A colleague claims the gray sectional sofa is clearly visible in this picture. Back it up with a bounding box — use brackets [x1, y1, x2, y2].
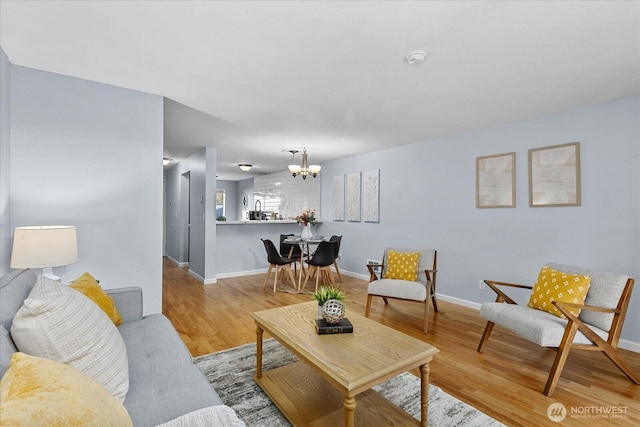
[0, 269, 243, 426]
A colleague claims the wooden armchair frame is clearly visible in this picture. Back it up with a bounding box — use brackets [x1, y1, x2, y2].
[477, 278, 639, 396]
[365, 249, 438, 333]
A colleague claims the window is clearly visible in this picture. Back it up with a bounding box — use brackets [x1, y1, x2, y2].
[216, 190, 225, 219]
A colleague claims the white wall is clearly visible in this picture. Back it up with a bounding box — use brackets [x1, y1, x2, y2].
[164, 148, 217, 283]
[318, 97, 640, 345]
[0, 49, 11, 275]
[9, 65, 164, 314]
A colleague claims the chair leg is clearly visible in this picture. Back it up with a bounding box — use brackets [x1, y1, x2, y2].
[365, 295, 372, 317]
[600, 345, 640, 385]
[477, 321, 495, 352]
[430, 282, 438, 312]
[273, 266, 279, 293]
[333, 260, 343, 283]
[302, 266, 316, 290]
[423, 294, 430, 334]
[285, 264, 297, 289]
[263, 265, 273, 288]
[544, 321, 580, 396]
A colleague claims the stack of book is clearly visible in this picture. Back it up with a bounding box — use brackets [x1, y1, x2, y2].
[315, 318, 353, 334]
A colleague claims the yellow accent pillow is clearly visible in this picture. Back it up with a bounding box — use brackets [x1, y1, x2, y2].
[527, 266, 591, 318]
[70, 272, 122, 325]
[0, 352, 132, 427]
[385, 250, 421, 282]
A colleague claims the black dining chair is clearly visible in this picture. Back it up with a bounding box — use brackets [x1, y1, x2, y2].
[279, 234, 303, 276]
[302, 240, 337, 292]
[329, 235, 343, 283]
[261, 238, 298, 293]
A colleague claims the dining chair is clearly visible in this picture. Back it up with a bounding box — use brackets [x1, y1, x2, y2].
[301, 240, 337, 293]
[260, 239, 298, 293]
[329, 235, 343, 283]
[279, 234, 303, 276]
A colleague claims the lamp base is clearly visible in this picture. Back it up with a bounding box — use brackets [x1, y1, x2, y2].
[42, 267, 62, 281]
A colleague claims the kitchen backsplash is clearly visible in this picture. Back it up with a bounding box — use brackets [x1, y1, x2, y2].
[253, 170, 321, 220]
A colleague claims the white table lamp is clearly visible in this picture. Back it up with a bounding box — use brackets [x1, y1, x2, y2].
[10, 226, 78, 281]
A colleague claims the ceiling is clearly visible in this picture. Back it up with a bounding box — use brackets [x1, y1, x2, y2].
[1, 1, 639, 180]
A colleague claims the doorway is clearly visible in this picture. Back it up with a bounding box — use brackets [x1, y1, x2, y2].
[181, 171, 191, 264]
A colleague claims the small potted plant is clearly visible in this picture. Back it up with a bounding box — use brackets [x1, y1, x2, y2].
[312, 286, 347, 319]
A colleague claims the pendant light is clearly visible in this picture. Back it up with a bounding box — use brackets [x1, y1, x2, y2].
[288, 148, 321, 179]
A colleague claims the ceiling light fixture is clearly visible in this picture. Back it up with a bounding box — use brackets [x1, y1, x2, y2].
[238, 164, 252, 172]
[288, 148, 320, 180]
[163, 157, 172, 166]
[405, 50, 426, 65]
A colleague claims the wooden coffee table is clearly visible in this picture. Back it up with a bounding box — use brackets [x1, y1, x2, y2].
[251, 301, 439, 426]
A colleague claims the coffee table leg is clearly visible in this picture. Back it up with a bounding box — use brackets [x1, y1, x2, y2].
[420, 363, 429, 427]
[343, 396, 356, 427]
[256, 326, 264, 378]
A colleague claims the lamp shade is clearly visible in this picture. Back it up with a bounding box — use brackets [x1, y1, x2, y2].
[10, 226, 78, 270]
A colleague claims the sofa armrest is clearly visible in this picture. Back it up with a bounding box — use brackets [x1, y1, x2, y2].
[106, 287, 143, 323]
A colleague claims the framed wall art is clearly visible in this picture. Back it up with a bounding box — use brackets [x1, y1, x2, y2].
[363, 169, 380, 222]
[528, 142, 581, 207]
[476, 152, 515, 208]
[346, 172, 361, 222]
[332, 175, 345, 221]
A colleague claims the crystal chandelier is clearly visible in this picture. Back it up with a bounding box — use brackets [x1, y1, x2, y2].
[288, 148, 321, 179]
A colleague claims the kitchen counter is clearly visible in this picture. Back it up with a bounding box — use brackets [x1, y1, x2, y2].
[217, 220, 299, 225]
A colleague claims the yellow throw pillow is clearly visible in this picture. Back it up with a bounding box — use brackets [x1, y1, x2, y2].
[70, 272, 122, 325]
[527, 266, 591, 318]
[385, 250, 421, 282]
[0, 352, 132, 427]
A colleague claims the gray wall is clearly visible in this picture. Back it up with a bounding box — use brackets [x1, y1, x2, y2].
[0, 49, 11, 275]
[216, 180, 239, 221]
[318, 97, 639, 345]
[7, 64, 164, 314]
[164, 148, 217, 283]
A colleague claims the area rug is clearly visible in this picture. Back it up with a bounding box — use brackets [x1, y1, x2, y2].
[194, 339, 503, 426]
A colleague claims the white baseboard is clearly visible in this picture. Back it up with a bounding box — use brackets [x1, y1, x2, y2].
[165, 255, 189, 268]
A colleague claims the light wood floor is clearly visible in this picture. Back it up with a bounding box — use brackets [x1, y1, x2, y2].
[162, 258, 640, 426]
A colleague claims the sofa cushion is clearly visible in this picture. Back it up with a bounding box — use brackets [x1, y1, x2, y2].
[70, 272, 123, 325]
[119, 315, 223, 426]
[10, 275, 129, 403]
[0, 352, 132, 427]
[368, 278, 427, 301]
[0, 325, 17, 378]
[0, 269, 37, 332]
[480, 302, 608, 347]
[156, 405, 246, 427]
[546, 262, 630, 332]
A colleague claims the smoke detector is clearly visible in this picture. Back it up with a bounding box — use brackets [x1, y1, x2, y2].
[406, 51, 426, 65]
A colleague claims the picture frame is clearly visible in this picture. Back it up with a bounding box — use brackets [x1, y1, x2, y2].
[363, 169, 380, 222]
[332, 175, 345, 221]
[528, 142, 581, 207]
[346, 172, 361, 222]
[476, 152, 515, 208]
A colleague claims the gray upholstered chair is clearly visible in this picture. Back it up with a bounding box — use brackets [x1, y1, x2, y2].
[477, 262, 639, 396]
[365, 248, 437, 333]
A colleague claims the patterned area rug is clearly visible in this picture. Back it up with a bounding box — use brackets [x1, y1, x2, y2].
[194, 339, 503, 426]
